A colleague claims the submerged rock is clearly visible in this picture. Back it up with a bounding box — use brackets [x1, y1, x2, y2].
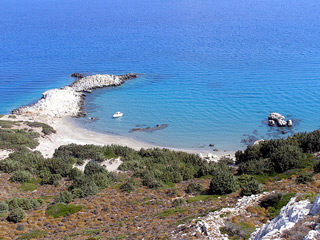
[130, 124, 168, 132]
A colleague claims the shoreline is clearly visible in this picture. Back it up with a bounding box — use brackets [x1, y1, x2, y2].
[1, 114, 235, 160]
[6, 73, 235, 160]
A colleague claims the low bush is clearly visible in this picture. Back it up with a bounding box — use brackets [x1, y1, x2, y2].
[210, 164, 238, 195]
[0, 201, 9, 213]
[0, 159, 22, 173]
[9, 170, 33, 183]
[0, 129, 39, 150]
[313, 160, 320, 173]
[263, 193, 296, 219]
[54, 191, 73, 204]
[7, 208, 25, 223]
[296, 172, 313, 184]
[172, 198, 186, 207]
[84, 161, 107, 175]
[120, 179, 137, 193]
[6, 198, 41, 211]
[18, 230, 48, 240]
[240, 179, 263, 196]
[220, 222, 256, 240]
[185, 182, 203, 194]
[166, 188, 178, 197]
[46, 203, 83, 218]
[25, 121, 56, 135]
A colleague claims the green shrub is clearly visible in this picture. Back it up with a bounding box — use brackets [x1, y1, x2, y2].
[296, 172, 313, 184]
[269, 145, 304, 173]
[9, 170, 33, 183]
[240, 179, 263, 196]
[68, 168, 83, 180]
[88, 173, 112, 189]
[84, 161, 107, 175]
[313, 160, 320, 173]
[0, 159, 22, 173]
[209, 164, 238, 195]
[142, 173, 163, 189]
[166, 188, 178, 197]
[172, 198, 186, 207]
[25, 121, 56, 135]
[46, 203, 83, 218]
[55, 191, 73, 204]
[237, 174, 253, 188]
[120, 179, 137, 193]
[0, 201, 9, 213]
[18, 230, 48, 240]
[104, 147, 117, 159]
[78, 182, 100, 198]
[185, 182, 203, 194]
[6, 198, 40, 211]
[44, 174, 62, 186]
[0, 129, 39, 150]
[7, 208, 25, 223]
[267, 193, 296, 219]
[220, 222, 256, 240]
[238, 158, 273, 175]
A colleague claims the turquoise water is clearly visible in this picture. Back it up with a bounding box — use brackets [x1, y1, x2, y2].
[1, 0, 320, 151]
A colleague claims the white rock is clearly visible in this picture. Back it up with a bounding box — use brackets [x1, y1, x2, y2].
[249, 196, 315, 240]
[13, 74, 136, 118]
[304, 230, 320, 240]
[310, 191, 320, 216]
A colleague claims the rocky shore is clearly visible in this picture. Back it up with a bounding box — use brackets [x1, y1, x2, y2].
[12, 73, 137, 118]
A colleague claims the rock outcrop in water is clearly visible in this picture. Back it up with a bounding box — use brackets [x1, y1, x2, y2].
[12, 73, 137, 118]
[268, 112, 293, 127]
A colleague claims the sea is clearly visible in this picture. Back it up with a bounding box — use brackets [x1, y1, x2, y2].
[1, 0, 320, 151]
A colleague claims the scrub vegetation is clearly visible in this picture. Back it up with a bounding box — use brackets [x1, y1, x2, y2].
[1, 121, 320, 239]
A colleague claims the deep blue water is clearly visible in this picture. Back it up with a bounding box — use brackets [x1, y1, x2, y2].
[1, 0, 320, 151]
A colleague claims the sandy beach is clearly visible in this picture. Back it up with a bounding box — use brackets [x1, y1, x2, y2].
[1, 113, 235, 161]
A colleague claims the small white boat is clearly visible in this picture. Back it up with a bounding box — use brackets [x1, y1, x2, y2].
[113, 111, 123, 118]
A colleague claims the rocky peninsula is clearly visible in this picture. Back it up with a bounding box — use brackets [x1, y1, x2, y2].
[12, 73, 137, 118]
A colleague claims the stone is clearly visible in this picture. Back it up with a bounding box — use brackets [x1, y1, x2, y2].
[254, 139, 265, 145]
[268, 112, 285, 121]
[71, 73, 84, 79]
[213, 149, 219, 152]
[209, 144, 215, 147]
[277, 119, 287, 127]
[16, 224, 25, 231]
[287, 119, 293, 127]
[310, 191, 320, 216]
[304, 230, 320, 240]
[268, 120, 276, 126]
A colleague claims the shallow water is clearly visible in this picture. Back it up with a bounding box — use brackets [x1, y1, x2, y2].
[1, 0, 320, 151]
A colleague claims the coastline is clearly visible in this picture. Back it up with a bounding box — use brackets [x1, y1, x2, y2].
[6, 73, 235, 160]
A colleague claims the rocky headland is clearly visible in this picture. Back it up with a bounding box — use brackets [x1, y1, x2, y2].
[12, 73, 137, 118]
